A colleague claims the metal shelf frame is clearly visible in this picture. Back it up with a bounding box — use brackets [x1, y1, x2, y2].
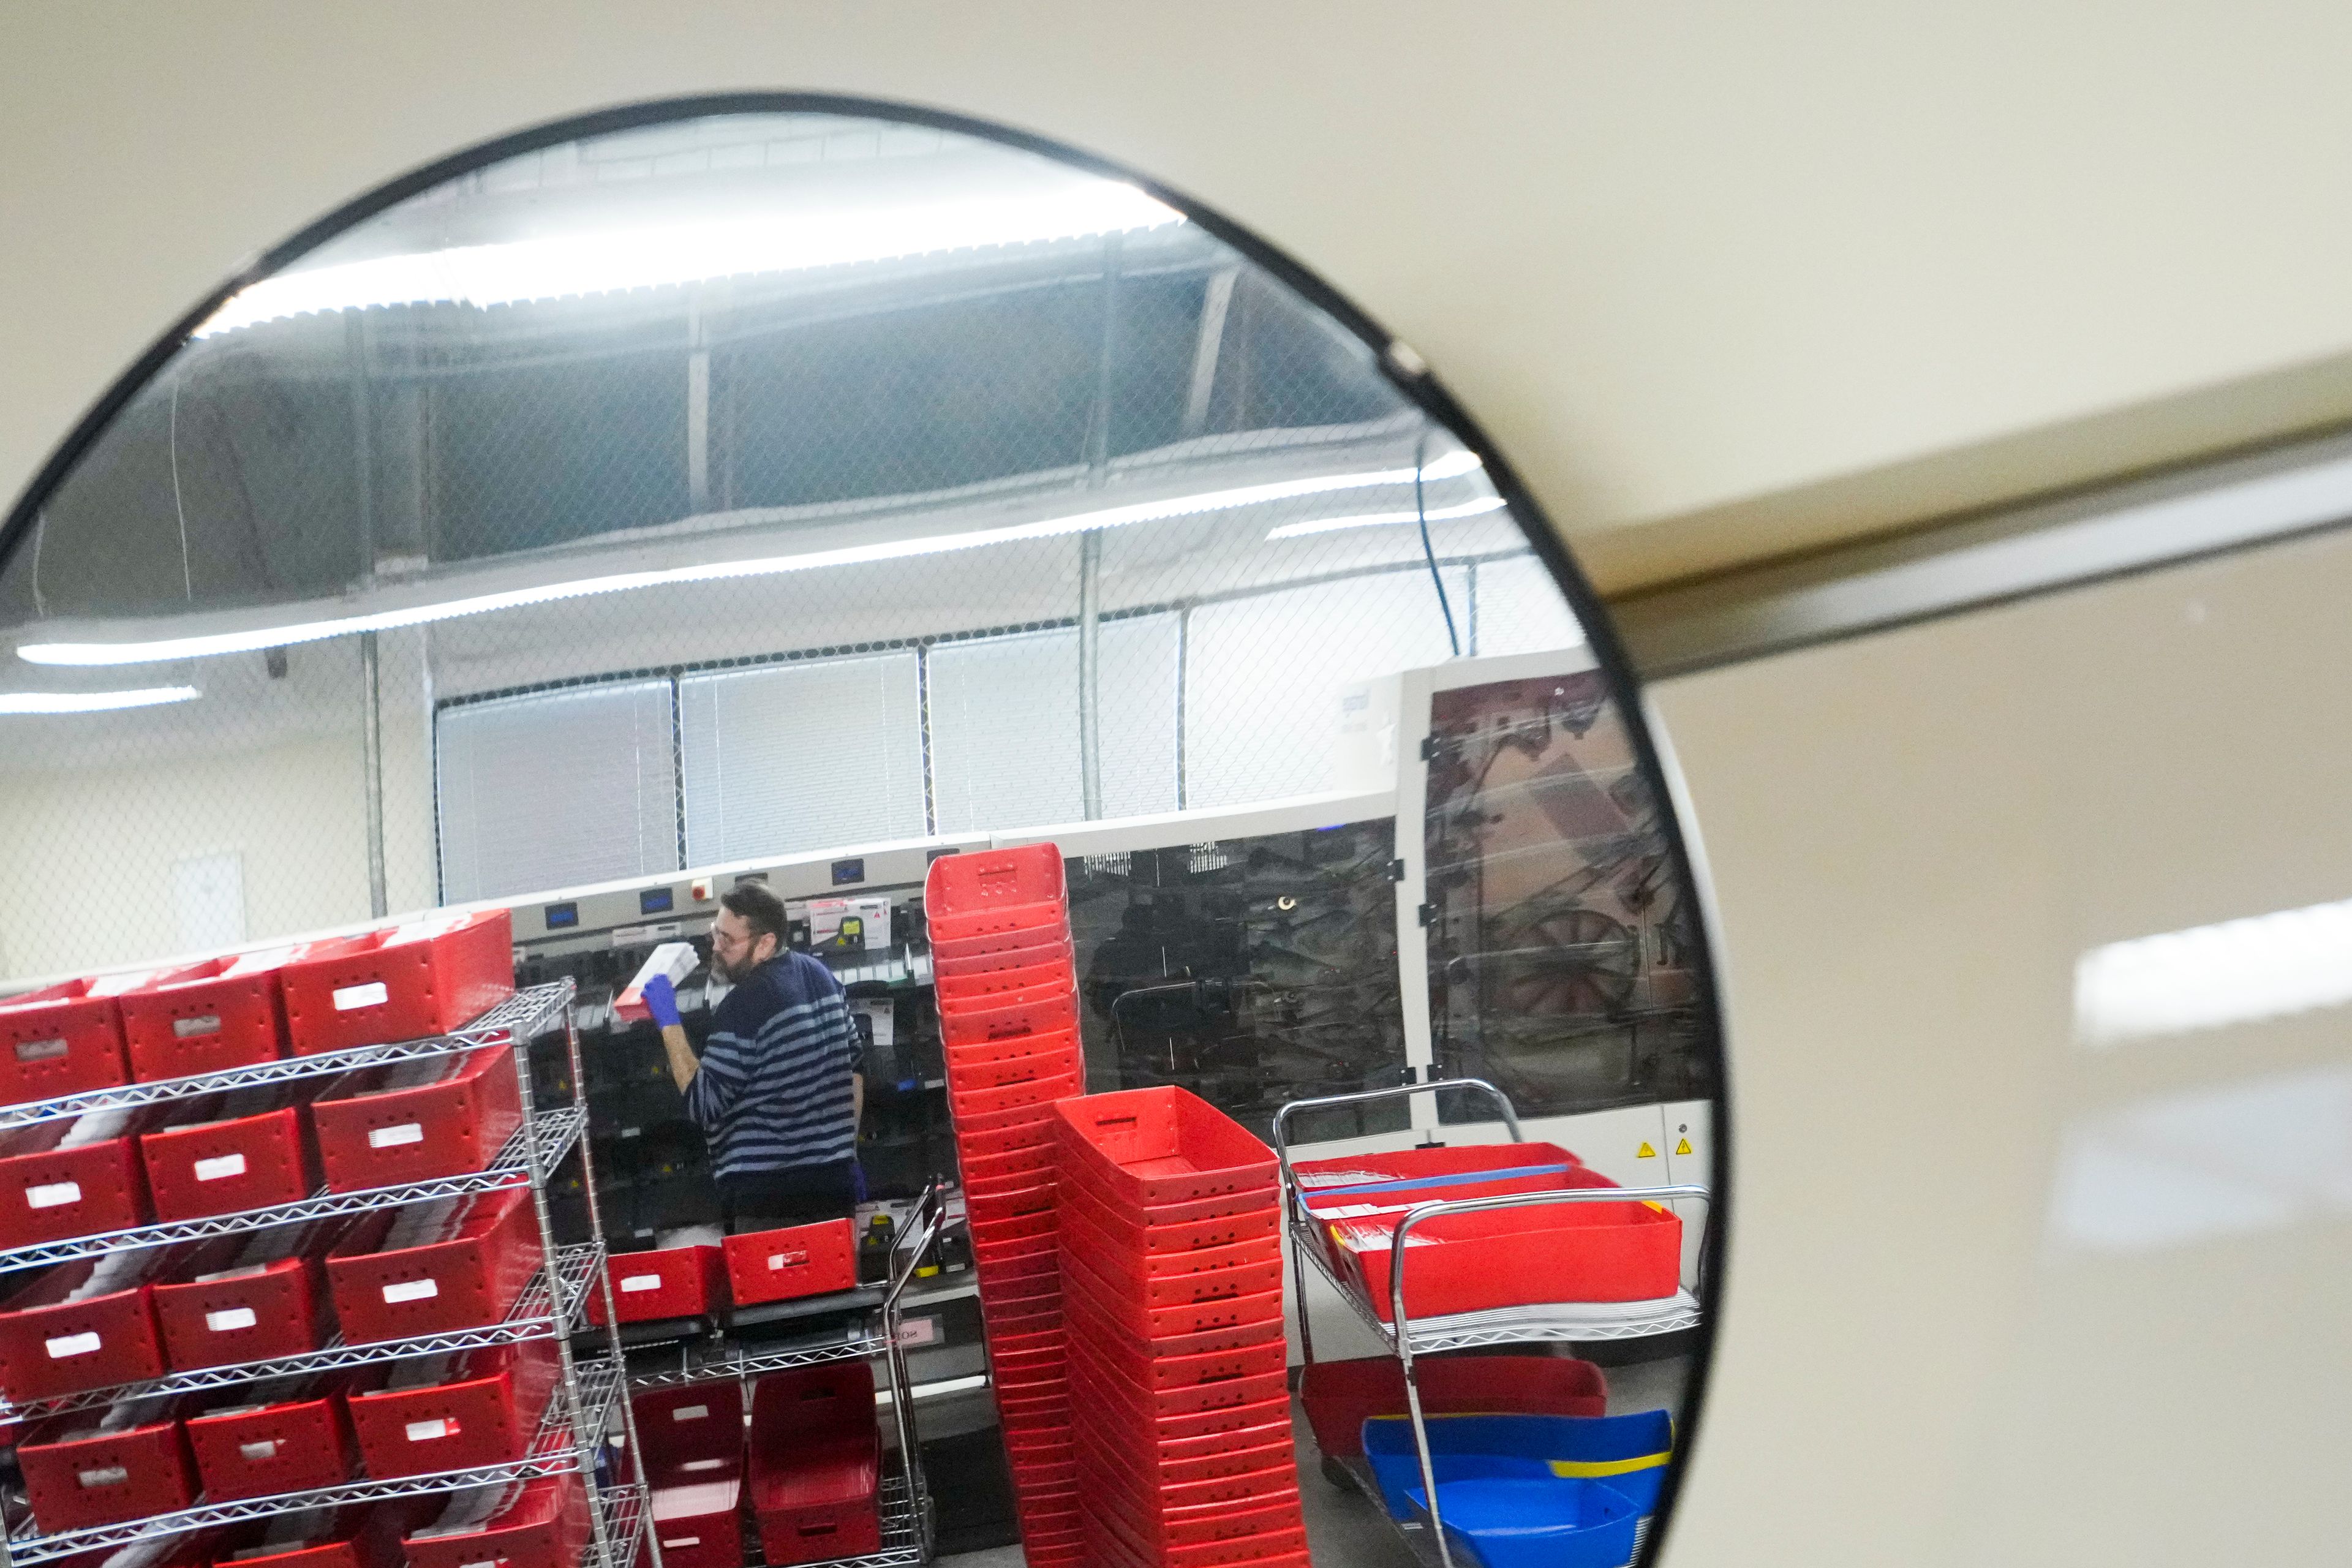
[0, 1106, 584, 1272]
[0, 1240, 607, 1423]
[0, 978, 663, 1568]
[623, 1184, 944, 1568]
[1273, 1078, 1711, 1568]
[0, 982, 575, 1131]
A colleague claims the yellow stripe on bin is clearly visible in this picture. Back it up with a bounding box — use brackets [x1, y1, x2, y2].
[1548, 1453, 1670, 1479]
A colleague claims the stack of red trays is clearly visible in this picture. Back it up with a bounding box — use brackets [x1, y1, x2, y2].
[922, 845, 1085, 1564]
[1054, 1088, 1306, 1568]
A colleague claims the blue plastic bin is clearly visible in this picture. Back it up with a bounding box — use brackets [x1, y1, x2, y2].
[1404, 1477, 1641, 1568]
[1361, 1409, 1673, 1519]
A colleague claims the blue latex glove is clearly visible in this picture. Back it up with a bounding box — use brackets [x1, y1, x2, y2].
[641, 973, 681, 1029]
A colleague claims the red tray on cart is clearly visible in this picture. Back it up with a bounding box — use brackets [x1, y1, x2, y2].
[405, 1471, 589, 1568]
[592, 1241, 727, 1325]
[1061, 1256, 1281, 1343]
[0, 1110, 154, 1249]
[221, 1505, 419, 1568]
[750, 1364, 882, 1567]
[952, 1069, 1084, 1121]
[962, 1138, 1057, 1186]
[345, 1341, 556, 1479]
[1291, 1140, 1587, 1204]
[326, 1187, 541, 1344]
[186, 1376, 368, 1501]
[1063, 1289, 1284, 1362]
[0, 1254, 168, 1403]
[1069, 1406, 1294, 1487]
[1060, 1242, 1281, 1311]
[1298, 1353, 1608, 1457]
[139, 1097, 314, 1222]
[1055, 1087, 1276, 1208]
[20, 1403, 198, 1531]
[308, 1044, 523, 1192]
[1324, 1167, 1683, 1319]
[636, 1379, 747, 1568]
[946, 1041, 1084, 1096]
[278, 910, 513, 1057]
[935, 960, 1072, 1006]
[153, 1226, 337, 1370]
[1058, 1205, 1277, 1282]
[952, 1104, 1063, 1155]
[0, 979, 132, 1107]
[116, 948, 304, 1083]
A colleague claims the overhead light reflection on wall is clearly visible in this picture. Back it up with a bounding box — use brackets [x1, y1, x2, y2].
[2075, 894, 2352, 1047]
[0, 686, 200, 715]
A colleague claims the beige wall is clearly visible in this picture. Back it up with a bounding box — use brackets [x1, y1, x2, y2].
[1649, 523, 2352, 1566]
[9, 2, 2352, 590]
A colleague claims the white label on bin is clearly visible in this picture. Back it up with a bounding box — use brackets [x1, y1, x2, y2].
[76, 1466, 127, 1489]
[44, 1332, 100, 1359]
[194, 1153, 247, 1182]
[620, 1273, 662, 1294]
[405, 1418, 456, 1442]
[383, 1279, 439, 1304]
[25, 1181, 80, 1210]
[368, 1123, 424, 1150]
[172, 1014, 222, 1039]
[671, 1405, 709, 1422]
[680, 1458, 725, 1472]
[238, 1440, 281, 1461]
[206, 1307, 258, 1332]
[663, 1539, 701, 1550]
[767, 1251, 807, 1271]
[459, 1559, 497, 1568]
[332, 982, 389, 1012]
[13, 1037, 67, 1063]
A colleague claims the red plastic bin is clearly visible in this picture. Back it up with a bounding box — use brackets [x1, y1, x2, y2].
[1324, 1168, 1683, 1319]
[929, 931, 1073, 981]
[116, 948, 303, 1084]
[405, 1472, 589, 1568]
[922, 845, 1067, 941]
[20, 1404, 198, 1531]
[325, 1186, 542, 1344]
[345, 1342, 556, 1479]
[138, 1096, 314, 1222]
[962, 1139, 1057, 1186]
[152, 1226, 335, 1370]
[1064, 1292, 1283, 1362]
[723, 1217, 857, 1306]
[1291, 1139, 1588, 1206]
[1058, 1178, 1279, 1257]
[940, 989, 1079, 1051]
[935, 960, 1072, 1006]
[278, 910, 514, 1057]
[1059, 1207, 1277, 1283]
[0, 979, 131, 1107]
[0, 1255, 167, 1403]
[952, 1070, 1084, 1121]
[1062, 1256, 1280, 1343]
[0, 1110, 153, 1249]
[591, 1242, 728, 1325]
[1054, 1087, 1276, 1207]
[1061, 1243, 1281, 1311]
[308, 1044, 523, 1192]
[635, 1379, 745, 1568]
[186, 1378, 365, 1501]
[216, 1506, 418, 1568]
[750, 1363, 881, 1566]
[1297, 1353, 1608, 1458]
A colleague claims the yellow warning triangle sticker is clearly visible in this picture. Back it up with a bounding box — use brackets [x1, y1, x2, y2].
[1636, 1142, 1656, 1158]
[1675, 1138, 1694, 1156]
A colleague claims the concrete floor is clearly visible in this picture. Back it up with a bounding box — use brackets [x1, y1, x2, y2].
[935, 1352, 1692, 1568]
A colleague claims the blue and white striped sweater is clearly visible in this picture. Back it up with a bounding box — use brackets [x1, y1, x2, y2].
[684, 951, 859, 1180]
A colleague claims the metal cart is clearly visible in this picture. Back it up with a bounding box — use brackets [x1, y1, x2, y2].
[623, 1183, 944, 1568]
[0, 978, 655, 1568]
[1273, 1079, 1710, 1568]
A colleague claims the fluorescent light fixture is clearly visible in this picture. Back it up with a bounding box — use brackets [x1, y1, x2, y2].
[1265, 495, 1506, 540]
[20, 462, 1466, 667]
[2075, 894, 2352, 1047]
[0, 685, 200, 715]
[198, 181, 1184, 336]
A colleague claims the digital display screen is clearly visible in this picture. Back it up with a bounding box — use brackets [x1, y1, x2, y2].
[639, 888, 674, 915]
[831, 858, 866, 886]
[543, 902, 579, 930]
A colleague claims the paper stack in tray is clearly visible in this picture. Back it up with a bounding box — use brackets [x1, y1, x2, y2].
[922, 845, 1086, 1566]
[1054, 1087, 1306, 1568]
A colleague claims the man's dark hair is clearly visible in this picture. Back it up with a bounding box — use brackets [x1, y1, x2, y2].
[719, 881, 789, 948]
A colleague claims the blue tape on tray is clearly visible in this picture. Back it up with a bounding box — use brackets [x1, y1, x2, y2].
[1361, 1411, 1675, 1520]
[1305, 1163, 1580, 1199]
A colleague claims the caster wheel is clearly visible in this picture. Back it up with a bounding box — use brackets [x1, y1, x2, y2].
[1321, 1454, 1353, 1489]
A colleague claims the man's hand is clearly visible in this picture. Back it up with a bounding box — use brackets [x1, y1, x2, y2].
[642, 974, 682, 1030]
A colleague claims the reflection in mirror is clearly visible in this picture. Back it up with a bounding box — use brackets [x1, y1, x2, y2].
[0, 108, 1720, 1568]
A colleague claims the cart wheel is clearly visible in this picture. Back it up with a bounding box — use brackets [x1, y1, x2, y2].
[1321, 1454, 1353, 1490]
